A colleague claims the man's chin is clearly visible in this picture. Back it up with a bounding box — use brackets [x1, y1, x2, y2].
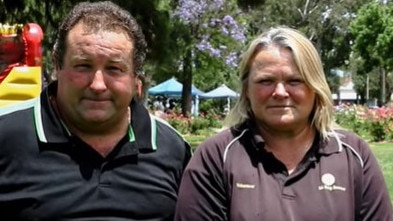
[81, 112, 111, 123]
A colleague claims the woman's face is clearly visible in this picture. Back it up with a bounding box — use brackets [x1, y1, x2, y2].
[246, 46, 316, 133]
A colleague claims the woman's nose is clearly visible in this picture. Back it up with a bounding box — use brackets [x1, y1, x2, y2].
[272, 82, 288, 98]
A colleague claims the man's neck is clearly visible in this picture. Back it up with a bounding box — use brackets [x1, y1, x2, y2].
[50, 96, 131, 157]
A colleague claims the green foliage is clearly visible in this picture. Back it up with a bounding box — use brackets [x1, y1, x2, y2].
[166, 113, 191, 135]
[244, 0, 368, 95]
[350, 2, 388, 71]
[166, 111, 223, 135]
[334, 105, 367, 136]
[189, 117, 210, 134]
[365, 107, 393, 142]
[349, 2, 393, 105]
[3, 0, 390, 108]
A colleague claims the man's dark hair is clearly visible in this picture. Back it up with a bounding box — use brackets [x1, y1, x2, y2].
[52, 1, 147, 76]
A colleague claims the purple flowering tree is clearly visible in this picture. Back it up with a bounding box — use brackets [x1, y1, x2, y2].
[173, 0, 247, 115]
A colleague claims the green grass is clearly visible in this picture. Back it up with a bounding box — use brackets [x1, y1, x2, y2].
[370, 142, 393, 204]
[185, 135, 206, 150]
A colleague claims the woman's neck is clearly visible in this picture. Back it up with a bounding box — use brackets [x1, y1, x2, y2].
[259, 123, 316, 173]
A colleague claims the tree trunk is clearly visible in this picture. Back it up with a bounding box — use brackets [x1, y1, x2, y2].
[181, 49, 192, 117]
[380, 68, 386, 105]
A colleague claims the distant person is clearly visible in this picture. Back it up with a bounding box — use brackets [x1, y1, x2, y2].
[0, 1, 191, 220]
[174, 26, 392, 220]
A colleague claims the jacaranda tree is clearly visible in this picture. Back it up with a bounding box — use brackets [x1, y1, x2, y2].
[172, 0, 248, 115]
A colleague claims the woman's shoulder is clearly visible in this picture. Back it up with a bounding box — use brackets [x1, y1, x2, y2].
[195, 126, 249, 156]
[329, 129, 368, 146]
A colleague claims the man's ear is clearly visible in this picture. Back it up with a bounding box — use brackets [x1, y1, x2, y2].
[51, 51, 61, 79]
[51, 51, 60, 70]
[136, 76, 143, 100]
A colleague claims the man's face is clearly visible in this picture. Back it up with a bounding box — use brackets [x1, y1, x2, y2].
[55, 22, 137, 132]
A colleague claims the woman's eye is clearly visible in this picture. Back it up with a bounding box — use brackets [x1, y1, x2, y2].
[258, 79, 273, 85]
[288, 79, 303, 86]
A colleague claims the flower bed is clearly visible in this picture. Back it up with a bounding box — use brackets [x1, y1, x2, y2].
[163, 105, 393, 143]
[165, 112, 223, 135]
[334, 104, 393, 142]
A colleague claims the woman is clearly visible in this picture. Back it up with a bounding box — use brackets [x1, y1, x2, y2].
[174, 27, 392, 221]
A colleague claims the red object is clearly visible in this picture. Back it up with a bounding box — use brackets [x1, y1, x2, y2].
[0, 35, 23, 65]
[22, 23, 44, 66]
[0, 23, 43, 84]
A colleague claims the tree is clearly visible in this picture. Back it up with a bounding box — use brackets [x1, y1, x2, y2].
[238, 0, 369, 95]
[172, 0, 247, 115]
[350, 2, 393, 105]
[1, 0, 179, 85]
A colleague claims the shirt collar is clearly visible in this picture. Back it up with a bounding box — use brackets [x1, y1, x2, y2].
[33, 81, 154, 152]
[240, 119, 341, 155]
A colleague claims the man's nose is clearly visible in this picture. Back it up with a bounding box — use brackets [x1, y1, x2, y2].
[90, 70, 107, 92]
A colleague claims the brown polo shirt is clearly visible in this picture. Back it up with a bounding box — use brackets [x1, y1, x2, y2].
[174, 122, 393, 221]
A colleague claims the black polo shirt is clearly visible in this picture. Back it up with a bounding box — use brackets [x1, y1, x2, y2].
[0, 82, 192, 220]
[174, 122, 393, 221]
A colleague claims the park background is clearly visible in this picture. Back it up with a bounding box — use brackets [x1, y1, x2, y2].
[2, 0, 392, 204]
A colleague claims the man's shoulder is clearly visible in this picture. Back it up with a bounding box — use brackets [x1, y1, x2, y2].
[0, 102, 36, 140]
[0, 101, 35, 123]
[150, 114, 190, 145]
[0, 98, 36, 118]
[151, 114, 183, 137]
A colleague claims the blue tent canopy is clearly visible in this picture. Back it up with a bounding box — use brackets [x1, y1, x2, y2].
[148, 77, 203, 96]
[148, 77, 203, 116]
[200, 84, 239, 112]
[200, 84, 239, 98]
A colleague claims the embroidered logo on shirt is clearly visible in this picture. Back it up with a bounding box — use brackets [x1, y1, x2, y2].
[318, 173, 346, 191]
[236, 182, 255, 189]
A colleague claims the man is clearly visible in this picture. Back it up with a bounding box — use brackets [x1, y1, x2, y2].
[0, 1, 191, 220]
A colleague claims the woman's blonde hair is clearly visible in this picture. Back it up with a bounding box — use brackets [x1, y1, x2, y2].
[224, 26, 334, 140]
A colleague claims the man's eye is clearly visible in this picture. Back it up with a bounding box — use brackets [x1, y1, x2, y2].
[108, 66, 121, 71]
[74, 64, 91, 70]
[107, 66, 123, 72]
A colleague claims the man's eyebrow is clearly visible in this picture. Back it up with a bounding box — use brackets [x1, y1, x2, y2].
[108, 57, 125, 63]
[69, 54, 89, 61]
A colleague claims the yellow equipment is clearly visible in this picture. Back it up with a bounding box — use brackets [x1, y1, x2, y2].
[0, 23, 44, 107]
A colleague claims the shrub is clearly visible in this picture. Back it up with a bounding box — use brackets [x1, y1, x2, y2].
[189, 117, 210, 134]
[333, 104, 366, 135]
[365, 107, 393, 142]
[165, 111, 224, 135]
[166, 113, 190, 134]
[334, 104, 393, 142]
